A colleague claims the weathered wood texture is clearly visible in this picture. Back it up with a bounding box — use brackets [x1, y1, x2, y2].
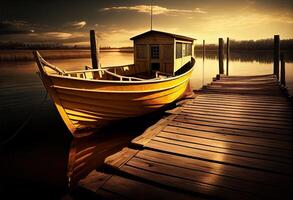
[218, 38, 224, 74]
[226, 37, 230, 76]
[274, 35, 280, 79]
[79, 74, 293, 200]
[90, 30, 99, 69]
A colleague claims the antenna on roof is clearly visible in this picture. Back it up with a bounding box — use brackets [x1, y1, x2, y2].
[150, 0, 153, 30]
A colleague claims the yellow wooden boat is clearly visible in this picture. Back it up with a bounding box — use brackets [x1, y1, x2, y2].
[34, 30, 196, 137]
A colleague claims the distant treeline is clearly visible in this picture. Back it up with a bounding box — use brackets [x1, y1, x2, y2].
[195, 39, 293, 51]
[0, 42, 133, 50]
[1, 38, 293, 50]
[0, 42, 78, 50]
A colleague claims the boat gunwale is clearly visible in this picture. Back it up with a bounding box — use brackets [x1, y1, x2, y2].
[52, 76, 191, 94]
[46, 58, 196, 85]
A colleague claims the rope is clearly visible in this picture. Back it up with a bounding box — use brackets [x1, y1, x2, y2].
[1, 91, 48, 146]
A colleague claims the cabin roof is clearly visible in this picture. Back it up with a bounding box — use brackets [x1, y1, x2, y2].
[130, 30, 196, 41]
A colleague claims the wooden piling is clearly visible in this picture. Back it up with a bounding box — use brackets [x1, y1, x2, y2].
[202, 40, 205, 86]
[280, 53, 286, 86]
[218, 38, 224, 75]
[273, 35, 280, 79]
[226, 37, 230, 76]
[90, 30, 99, 69]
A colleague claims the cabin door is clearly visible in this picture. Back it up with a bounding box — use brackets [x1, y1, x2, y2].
[150, 45, 160, 71]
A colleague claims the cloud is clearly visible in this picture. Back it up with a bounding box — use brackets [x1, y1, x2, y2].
[101, 5, 206, 16]
[71, 21, 87, 29]
[0, 20, 35, 35]
[42, 32, 73, 39]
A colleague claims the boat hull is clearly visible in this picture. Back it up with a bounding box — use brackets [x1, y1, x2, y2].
[37, 59, 195, 137]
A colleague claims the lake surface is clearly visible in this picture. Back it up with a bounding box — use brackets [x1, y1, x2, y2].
[0, 51, 292, 198]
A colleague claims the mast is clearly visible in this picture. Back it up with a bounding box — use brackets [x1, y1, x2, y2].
[150, 0, 153, 30]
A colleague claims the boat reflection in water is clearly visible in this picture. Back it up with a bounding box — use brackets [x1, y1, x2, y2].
[66, 109, 168, 188]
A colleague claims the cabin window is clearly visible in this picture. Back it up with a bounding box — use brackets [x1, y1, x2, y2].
[186, 43, 192, 56]
[151, 45, 159, 59]
[177, 42, 192, 58]
[182, 43, 187, 57]
[136, 45, 147, 59]
[176, 43, 182, 58]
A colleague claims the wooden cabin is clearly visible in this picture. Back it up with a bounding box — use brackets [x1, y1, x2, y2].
[130, 30, 195, 75]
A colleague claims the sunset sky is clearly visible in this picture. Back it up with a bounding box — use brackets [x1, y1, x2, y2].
[0, 0, 292, 47]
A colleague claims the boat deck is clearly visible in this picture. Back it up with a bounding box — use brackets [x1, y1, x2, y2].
[79, 74, 293, 199]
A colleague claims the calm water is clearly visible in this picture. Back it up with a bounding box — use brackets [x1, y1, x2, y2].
[1, 51, 292, 198]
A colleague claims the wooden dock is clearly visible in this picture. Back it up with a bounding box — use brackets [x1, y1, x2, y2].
[79, 74, 293, 200]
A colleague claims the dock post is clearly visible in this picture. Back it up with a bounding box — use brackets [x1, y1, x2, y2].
[90, 30, 99, 69]
[280, 53, 286, 86]
[202, 40, 205, 86]
[218, 38, 224, 75]
[226, 37, 230, 76]
[273, 35, 280, 80]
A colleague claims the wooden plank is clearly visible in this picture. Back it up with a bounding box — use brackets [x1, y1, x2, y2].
[184, 101, 293, 114]
[182, 104, 293, 119]
[135, 150, 292, 186]
[79, 170, 199, 200]
[105, 148, 138, 169]
[177, 111, 293, 130]
[180, 109, 293, 126]
[120, 165, 254, 200]
[193, 97, 293, 109]
[208, 84, 281, 90]
[163, 125, 293, 151]
[182, 106, 293, 123]
[177, 113, 292, 131]
[79, 170, 112, 193]
[197, 92, 288, 99]
[211, 81, 278, 86]
[190, 100, 293, 112]
[201, 89, 284, 96]
[216, 74, 275, 79]
[174, 116, 292, 136]
[132, 115, 176, 147]
[195, 95, 291, 105]
[197, 93, 288, 101]
[168, 120, 293, 142]
[145, 140, 292, 175]
[157, 131, 293, 163]
[126, 157, 285, 199]
[102, 173, 199, 200]
[192, 94, 290, 104]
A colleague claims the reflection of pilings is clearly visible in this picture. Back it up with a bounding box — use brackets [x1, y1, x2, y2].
[226, 37, 230, 76]
[203, 40, 205, 61]
[194, 50, 293, 63]
[280, 53, 286, 86]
